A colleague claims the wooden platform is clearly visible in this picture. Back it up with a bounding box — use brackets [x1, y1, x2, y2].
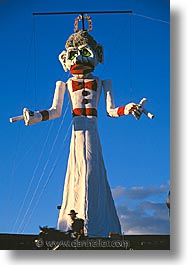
[0, 233, 170, 250]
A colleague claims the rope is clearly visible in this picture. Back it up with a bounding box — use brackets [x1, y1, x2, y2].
[16, 100, 70, 233]
[133, 13, 170, 25]
[33, 15, 37, 110]
[99, 15, 130, 79]
[129, 12, 134, 99]
[12, 13, 70, 232]
[12, 121, 54, 232]
[5, 123, 22, 225]
[21, 119, 73, 233]
[22, 17, 36, 105]
[7, 16, 37, 226]
[9, 18, 37, 231]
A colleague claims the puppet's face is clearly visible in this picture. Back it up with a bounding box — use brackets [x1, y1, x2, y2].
[59, 31, 103, 78]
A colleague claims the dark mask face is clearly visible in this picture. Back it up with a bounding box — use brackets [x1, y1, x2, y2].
[67, 45, 97, 75]
[59, 31, 104, 74]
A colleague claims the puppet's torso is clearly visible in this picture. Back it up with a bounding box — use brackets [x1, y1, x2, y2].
[57, 76, 122, 237]
[67, 76, 102, 116]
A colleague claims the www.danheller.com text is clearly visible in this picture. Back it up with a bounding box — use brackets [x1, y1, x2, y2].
[35, 238, 130, 249]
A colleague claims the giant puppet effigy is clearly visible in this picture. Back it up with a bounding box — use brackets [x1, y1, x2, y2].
[10, 15, 153, 237]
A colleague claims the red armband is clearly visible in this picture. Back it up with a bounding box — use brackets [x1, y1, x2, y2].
[117, 106, 125, 116]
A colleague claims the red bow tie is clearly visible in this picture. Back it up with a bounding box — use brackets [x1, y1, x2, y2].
[72, 80, 97, 92]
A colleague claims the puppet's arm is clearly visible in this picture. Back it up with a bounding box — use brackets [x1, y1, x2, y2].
[102, 79, 142, 119]
[23, 81, 66, 126]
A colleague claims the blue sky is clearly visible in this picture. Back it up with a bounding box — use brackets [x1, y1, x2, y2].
[0, 0, 170, 235]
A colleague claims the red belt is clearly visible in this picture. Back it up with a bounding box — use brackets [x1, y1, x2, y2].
[72, 108, 97, 117]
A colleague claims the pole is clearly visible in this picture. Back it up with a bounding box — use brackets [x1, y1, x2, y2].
[32, 10, 133, 16]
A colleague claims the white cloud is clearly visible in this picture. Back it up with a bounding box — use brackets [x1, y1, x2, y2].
[112, 184, 170, 235]
[117, 201, 170, 235]
[112, 183, 169, 200]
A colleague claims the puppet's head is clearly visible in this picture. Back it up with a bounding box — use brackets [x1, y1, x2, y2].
[59, 16, 104, 78]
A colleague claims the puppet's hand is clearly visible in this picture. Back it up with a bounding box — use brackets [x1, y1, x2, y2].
[125, 103, 143, 120]
[23, 108, 42, 126]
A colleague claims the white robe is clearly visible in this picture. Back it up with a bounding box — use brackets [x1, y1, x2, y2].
[51, 76, 122, 237]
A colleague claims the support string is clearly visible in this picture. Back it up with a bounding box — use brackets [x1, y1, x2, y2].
[134, 13, 170, 24]
[12, 121, 54, 233]
[16, 101, 70, 233]
[21, 119, 73, 233]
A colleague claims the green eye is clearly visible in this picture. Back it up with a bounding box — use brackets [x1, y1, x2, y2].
[81, 48, 91, 57]
[69, 51, 77, 60]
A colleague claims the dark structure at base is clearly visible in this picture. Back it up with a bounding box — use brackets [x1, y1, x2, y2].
[0, 233, 170, 250]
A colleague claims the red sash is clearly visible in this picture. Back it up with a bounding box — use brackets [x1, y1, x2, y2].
[72, 108, 97, 117]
